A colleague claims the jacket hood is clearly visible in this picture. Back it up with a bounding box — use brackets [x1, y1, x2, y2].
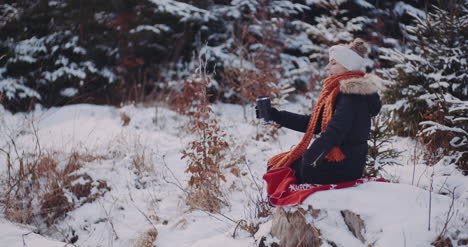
[339, 73, 383, 117]
[339, 73, 383, 95]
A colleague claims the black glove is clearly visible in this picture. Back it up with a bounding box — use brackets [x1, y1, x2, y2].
[255, 105, 261, 119]
[255, 105, 279, 122]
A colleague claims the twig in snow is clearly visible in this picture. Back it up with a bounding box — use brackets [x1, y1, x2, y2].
[411, 141, 418, 185]
[22, 231, 34, 247]
[402, 229, 407, 247]
[98, 200, 119, 241]
[161, 154, 186, 193]
[437, 176, 450, 194]
[416, 164, 429, 187]
[29, 117, 42, 158]
[232, 219, 248, 238]
[127, 189, 158, 233]
[202, 208, 237, 225]
[438, 186, 458, 237]
[243, 159, 263, 199]
[428, 166, 434, 231]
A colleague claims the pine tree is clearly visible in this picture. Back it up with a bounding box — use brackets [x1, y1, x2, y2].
[1, 0, 458, 115]
[293, 0, 378, 91]
[0, 0, 210, 112]
[366, 110, 402, 177]
[200, 0, 310, 103]
[379, 0, 467, 172]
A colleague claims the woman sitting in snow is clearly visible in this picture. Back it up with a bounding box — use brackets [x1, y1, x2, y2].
[257, 38, 382, 185]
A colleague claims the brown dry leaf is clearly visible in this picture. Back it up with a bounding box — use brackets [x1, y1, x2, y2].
[230, 167, 240, 177]
[120, 112, 131, 126]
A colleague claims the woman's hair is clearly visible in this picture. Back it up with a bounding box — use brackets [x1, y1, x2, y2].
[347, 38, 368, 57]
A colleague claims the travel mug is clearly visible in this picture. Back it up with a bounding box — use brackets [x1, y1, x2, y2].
[256, 96, 273, 125]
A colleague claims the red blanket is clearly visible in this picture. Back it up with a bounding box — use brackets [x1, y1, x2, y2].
[263, 167, 386, 206]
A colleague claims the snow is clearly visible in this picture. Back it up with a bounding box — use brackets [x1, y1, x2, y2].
[13, 36, 47, 63]
[306, 0, 348, 6]
[200, 45, 257, 70]
[130, 24, 171, 34]
[420, 121, 468, 136]
[0, 77, 41, 99]
[345, 16, 374, 31]
[0, 101, 467, 247]
[394, 2, 426, 18]
[354, 0, 374, 9]
[268, 1, 309, 15]
[60, 87, 78, 97]
[82, 61, 98, 73]
[300, 182, 468, 246]
[43, 63, 87, 81]
[0, 219, 65, 246]
[63, 35, 86, 55]
[382, 37, 400, 47]
[99, 67, 117, 83]
[148, 0, 208, 22]
[380, 137, 468, 201]
[0, 4, 19, 28]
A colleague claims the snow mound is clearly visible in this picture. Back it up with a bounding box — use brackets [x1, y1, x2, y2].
[290, 182, 468, 247]
[0, 218, 66, 247]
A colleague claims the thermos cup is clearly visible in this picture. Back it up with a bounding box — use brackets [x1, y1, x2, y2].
[256, 96, 273, 125]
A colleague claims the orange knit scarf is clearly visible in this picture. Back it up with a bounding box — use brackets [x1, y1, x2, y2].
[267, 71, 365, 170]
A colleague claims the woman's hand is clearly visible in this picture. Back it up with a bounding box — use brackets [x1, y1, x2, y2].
[255, 105, 279, 121]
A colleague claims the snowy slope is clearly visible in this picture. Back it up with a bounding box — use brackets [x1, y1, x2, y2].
[300, 182, 467, 247]
[0, 101, 467, 247]
[0, 218, 66, 246]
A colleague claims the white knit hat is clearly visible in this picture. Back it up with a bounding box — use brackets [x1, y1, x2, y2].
[329, 45, 364, 71]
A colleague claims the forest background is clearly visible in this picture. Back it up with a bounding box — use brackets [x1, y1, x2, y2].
[0, 0, 466, 246]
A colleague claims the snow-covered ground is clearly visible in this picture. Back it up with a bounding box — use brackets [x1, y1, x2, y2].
[0, 101, 467, 247]
[0, 218, 65, 246]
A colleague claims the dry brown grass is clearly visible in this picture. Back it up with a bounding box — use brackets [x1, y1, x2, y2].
[186, 187, 227, 213]
[121, 112, 131, 126]
[3, 151, 110, 226]
[432, 236, 453, 247]
[255, 123, 280, 142]
[131, 151, 154, 177]
[133, 229, 158, 247]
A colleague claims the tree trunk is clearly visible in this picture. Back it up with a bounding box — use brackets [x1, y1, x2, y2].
[271, 207, 321, 247]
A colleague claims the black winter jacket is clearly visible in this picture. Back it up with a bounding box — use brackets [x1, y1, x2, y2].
[271, 74, 382, 184]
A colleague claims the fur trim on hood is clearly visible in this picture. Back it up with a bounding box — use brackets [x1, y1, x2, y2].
[339, 73, 383, 95]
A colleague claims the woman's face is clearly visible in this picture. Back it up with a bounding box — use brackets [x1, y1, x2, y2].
[325, 58, 348, 76]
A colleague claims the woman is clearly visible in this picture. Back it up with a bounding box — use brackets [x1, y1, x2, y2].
[258, 38, 382, 185]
